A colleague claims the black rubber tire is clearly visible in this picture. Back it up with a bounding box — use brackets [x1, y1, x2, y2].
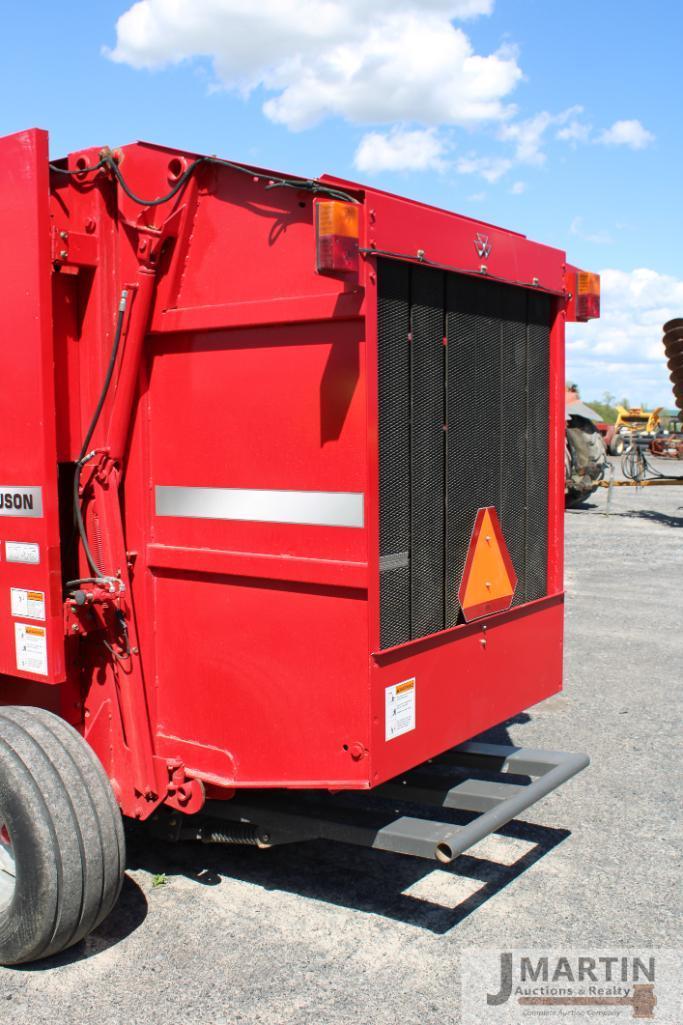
[565, 485, 598, 508]
[0, 706, 125, 965]
[565, 416, 607, 508]
[609, 434, 625, 456]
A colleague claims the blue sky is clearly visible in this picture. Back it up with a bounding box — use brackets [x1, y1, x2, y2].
[2, 0, 681, 407]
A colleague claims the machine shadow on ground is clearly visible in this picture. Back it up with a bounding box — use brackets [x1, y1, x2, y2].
[4, 714, 572, 971]
[565, 501, 599, 512]
[610, 508, 683, 528]
[1, 706, 575, 978]
[125, 817, 568, 937]
[121, 713, 570, 937]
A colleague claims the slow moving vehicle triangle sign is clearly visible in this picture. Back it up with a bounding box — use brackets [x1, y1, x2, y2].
[458, 507, 517, 622]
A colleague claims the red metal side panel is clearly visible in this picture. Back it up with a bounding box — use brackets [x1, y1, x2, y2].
[369, 597, 564, 786]
[125, 315, 372, 786]
[0, 129, 65, 684]
[360, 215, 567, 786]
[365, 188, 565, 295]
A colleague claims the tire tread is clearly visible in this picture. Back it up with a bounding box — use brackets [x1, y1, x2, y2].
[0, 707, 125, 964]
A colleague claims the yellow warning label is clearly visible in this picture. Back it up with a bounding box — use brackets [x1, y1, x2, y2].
[15, 622, 48, 675]
[386, 678, 416, 741]
[10, 588, 46, 622]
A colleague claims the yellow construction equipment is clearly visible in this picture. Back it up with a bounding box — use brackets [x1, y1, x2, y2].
[613, 405, 662, 435]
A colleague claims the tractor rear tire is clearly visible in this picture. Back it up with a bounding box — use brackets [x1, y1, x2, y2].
[565, 487, 590, 509]
[609, 434, 625, 456]
[565, 415, 608, 507]
[0, 706, 125, 965]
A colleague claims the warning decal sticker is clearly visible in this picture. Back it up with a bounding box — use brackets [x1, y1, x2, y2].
[385, 678, 416, 741]
[11, 588, 46, 621]
[15, 623, 48, 676]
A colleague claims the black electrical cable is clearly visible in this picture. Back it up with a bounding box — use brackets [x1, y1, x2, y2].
[49, 152, 358, 207]
[79, 290, 128, 462]
[107, 155, 208, 207]
[102, 610, 133, 663]
[70, 458, 106, 583]
[620, 439, 683, 482]
[48, 158, 108, 175]
[69, 290, 129, 586]
[108, 153, 358, 205]
[621, 442, 645, 481]
[71, 464, 106, 585]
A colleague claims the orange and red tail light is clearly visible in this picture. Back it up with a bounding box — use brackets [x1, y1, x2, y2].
[315, 200, 359, 274]
[574, 270, 600, 320]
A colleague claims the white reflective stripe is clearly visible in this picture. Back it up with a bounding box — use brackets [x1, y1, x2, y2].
[155, 486, 365, 528]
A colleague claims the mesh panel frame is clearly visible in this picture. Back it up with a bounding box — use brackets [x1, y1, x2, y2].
[377, 260, 411, 648]
[410, 267, 446, 638]
[377, 260, 552, 649]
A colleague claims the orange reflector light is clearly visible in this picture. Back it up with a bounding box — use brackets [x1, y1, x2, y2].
[458, 507, 517, 622]
[316, 200, 359, 274]
[575, 270, 600, 320]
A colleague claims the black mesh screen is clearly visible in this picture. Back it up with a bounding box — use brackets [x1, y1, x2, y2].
[377, 259, 551, 649]
[378, 261, 411, 647]
[410, 267, 446, 638]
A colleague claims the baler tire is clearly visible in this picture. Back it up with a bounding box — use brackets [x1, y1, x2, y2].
[0, 706, 125, 965]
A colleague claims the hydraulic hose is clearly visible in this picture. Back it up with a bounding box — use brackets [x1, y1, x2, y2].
[50, 153, 357, 207]
[70, 291, 128, 586]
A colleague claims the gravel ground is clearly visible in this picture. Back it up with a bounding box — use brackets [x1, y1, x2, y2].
[1, 457, 681, 1024]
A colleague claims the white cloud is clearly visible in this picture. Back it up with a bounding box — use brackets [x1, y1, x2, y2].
[456, 153, 512, 182]
[567, 268, 683, 407]
[510, 180, 525, 194]
[108, 0, 520, 131]
[453, 106, 589, 184]
[354, 127, 447, 173]
[499, 105, 585, 165]
[556, 119, 591, 145]
[569, 216, 613, 246]
[445, 105, 646, 185]
[499, 111, 553, 165]
[599, 119, 654, 149]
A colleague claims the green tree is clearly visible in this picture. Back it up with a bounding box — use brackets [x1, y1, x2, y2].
[586, 391, 619, 423]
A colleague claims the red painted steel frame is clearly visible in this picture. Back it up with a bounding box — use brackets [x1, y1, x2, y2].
[0, 130, 66, 687]
[0, 128, 579, 816]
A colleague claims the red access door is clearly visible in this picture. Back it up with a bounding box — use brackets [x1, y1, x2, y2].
[0, 128, 65, 684]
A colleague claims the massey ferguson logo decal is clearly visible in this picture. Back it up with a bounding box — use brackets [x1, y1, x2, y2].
[474, 233, 492, 259]
[0, 486, 43, 517]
